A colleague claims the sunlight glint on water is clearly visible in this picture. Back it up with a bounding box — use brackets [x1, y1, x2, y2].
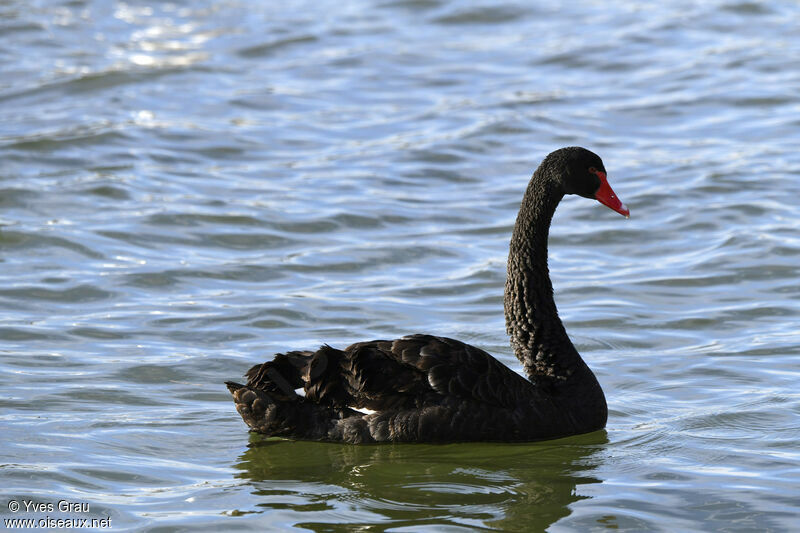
[1, 1, 799, 531]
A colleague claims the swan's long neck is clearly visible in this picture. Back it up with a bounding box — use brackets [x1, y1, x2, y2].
[503, 174, 588, 387]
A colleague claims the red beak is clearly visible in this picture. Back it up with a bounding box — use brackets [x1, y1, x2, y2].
[593, 171, 630, 217]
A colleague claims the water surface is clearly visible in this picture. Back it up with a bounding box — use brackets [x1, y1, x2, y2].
[2, 0, 799, 531]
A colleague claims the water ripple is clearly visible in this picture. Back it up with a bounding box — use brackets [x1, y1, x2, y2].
[2, 0, 800, 531]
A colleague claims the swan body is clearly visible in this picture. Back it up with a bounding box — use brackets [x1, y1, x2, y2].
[226, 147, 629, 443]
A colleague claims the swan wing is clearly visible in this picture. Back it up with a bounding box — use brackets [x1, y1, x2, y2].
[341, 334, 535, 410]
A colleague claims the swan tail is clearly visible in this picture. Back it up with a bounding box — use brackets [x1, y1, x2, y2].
[241, 350, 313, 400]
[227, 344, 366, 440]
[226, 380, 367, 441]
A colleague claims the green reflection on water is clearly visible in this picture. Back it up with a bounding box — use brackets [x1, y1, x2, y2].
[233, 431, 608, 531]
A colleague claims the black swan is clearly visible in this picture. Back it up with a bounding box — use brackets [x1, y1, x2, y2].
[226, 147, 629, 443]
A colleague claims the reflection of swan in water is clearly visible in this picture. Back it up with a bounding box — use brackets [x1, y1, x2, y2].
[231, 431, 607, 531]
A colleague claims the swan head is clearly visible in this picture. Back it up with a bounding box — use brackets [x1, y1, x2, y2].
[548, 146, 630, 218]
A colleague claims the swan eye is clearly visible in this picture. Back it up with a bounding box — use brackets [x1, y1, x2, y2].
[588, 166, 597, 174]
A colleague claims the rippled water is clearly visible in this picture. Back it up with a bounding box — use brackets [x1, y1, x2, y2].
[2, 0, 799, 531]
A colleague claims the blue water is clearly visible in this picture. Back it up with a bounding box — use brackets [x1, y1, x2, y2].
[2, 0, 799, 531]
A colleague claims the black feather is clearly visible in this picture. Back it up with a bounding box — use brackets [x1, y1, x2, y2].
[226, 147, 614, 443]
